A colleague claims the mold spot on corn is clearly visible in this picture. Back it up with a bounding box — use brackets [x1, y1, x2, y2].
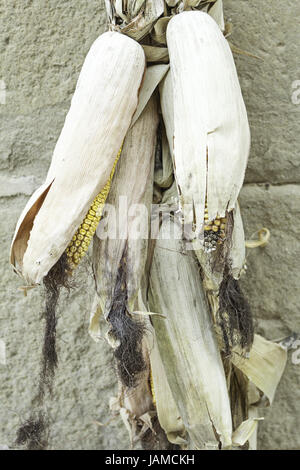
[203, 201, 227, 253]
[66, 146, 122, 269]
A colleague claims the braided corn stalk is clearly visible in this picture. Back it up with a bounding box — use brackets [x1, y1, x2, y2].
[10, 0, 288, 452]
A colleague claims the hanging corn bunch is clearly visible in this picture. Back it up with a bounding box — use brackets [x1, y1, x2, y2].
[11, 0, 287, 450]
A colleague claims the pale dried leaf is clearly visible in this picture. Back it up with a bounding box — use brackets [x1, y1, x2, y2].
[167, 11, 250, 228]
[232, 334, 287, 405]
[149, 217, 232, 449]
[208, 0, 225, 31]
[142, 45, 169, 63]
[131, 64, 169, 128]
[93, 97, 158, 318]
[232, 417, 263, 447]
[145, 327, 187, 445]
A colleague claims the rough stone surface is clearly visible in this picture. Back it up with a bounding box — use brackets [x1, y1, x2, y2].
[239, 184, 300, 450]
[0, 175, 40, 197]
[226, 0, 300, 185]
[0, 0, 299, 450]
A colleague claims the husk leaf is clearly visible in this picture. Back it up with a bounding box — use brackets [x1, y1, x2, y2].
[92, 96, 158, 319]
[148, 216, 232, 449]
[232, 334, 287, 405]
[167, 11, 250, 228]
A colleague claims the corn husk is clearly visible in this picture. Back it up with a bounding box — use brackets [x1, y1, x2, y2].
[109, 335, 155, 448]
[232, 416, 263, 448]
[146, 325, 187, 446]
[208, 0, 225, 31]
[154, 126, 174, 190]
[142, 45, 169, 64]
[148, 215, 232, 449]
[104, 1, 223, 65]
[159, 71, 174, 165]
[131, 64, 169, 129]
[229, 334, 287, 447]
[232, 334, 287, 406]
[10, 32, 145, 285]
[91, 95, 158, 320]
[167, 11, 250, 228]
[105, 0, 164, 41]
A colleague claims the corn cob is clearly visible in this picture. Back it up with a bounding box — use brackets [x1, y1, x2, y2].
[10, 32, 145, 285]
[166, 11, 250, 230]
[66, 146, 122, 269]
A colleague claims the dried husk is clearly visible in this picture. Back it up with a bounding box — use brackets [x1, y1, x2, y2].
[142, 45, 169, 64]
[159, 70, 174, 166]
[108, 335, 156, 448]
[104, 1, 223, 65]
[154, 125, 174, 189]
[131, 64, 169, 129]
[148, 216, 232, 449]
[105, 278, 186, 448]
[91, 95, 158, 320]
[145, 324, 187, 446]
[231, 334, 287, 406]
[229, 334, 287, 447]
[167, 11, 250, 228]
[10, 32, 145, 285]
[105, 0, 165, 41]
[208, 0, 225, 31]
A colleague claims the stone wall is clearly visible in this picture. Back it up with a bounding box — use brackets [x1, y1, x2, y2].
[0, 0, 299, 450]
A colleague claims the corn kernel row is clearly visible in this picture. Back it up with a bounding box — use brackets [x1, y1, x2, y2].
[66, 146, 122, 269]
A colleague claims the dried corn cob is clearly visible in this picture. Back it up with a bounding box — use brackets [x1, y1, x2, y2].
[10, 32, 145, 285]
[66, 147, 122, 269]
[166, 11, 250, 230]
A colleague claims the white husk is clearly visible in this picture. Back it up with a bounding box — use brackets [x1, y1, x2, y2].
[230, 202, 246, 279]
[91, 96, 158, 319]
[148, 216, 232, 449]
[11, 32, 145, 285]
[167, 11, 250, 228]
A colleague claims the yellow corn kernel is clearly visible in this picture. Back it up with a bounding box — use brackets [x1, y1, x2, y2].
[65, 145, 122, 269]
[150, 369, 156, 406]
